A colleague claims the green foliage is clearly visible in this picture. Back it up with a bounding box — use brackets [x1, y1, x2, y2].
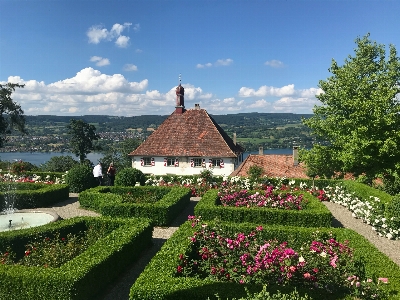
[0, 217, 153, 300]
[67, 119, 100, 163]
[303, 34, 400, 180]
[115, 168, 145, 186]
[100, 137, 140, 170]
[380, 170, 400, 195]
[200, 169, 214, 184]
[40, 155, 79, 172]
[65, 163, 96, 193]
[299, 146, 339, 179]
[79, 186, 191, 226]
[0, 83, 27, 148]
[247, 165, 264, 181]
[385, 195, 400, 230]
[10, 160, 38, 174]
[0, 183, 69, 210]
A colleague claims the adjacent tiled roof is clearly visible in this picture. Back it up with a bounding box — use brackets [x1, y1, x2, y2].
[129, 108, 244, 157]
[230, 154, 309, 178]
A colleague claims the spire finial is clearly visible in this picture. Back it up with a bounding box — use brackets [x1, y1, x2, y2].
[179, 73, 181, 85]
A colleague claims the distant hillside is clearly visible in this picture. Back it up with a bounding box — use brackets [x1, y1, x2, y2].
[16, 112, 316, 152]
[25, 112, 313, 133]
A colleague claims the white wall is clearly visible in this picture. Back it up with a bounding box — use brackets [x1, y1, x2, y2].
[131, 156, 237, 176]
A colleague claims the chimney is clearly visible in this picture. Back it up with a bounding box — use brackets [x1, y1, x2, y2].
[175, 81, 185, 114]
[194, 104, 200, 110]
[233, 132, 237, 145]
[259, 146, 263, 155]
[293, 146, 299, 166]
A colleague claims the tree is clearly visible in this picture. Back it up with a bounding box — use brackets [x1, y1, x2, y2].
[67, 119, 100, 163]
[40, 155, 79, 172]
[302, 34, 400, 182]
[0, 83, 27, 147]
[100, 138, 141, 171]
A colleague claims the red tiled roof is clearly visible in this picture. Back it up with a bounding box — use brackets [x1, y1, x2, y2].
[230, 154, 309, 178]
[129, 108, 244, 157]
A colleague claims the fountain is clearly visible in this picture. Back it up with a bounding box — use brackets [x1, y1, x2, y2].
[0, 181, 60, 232]
[0, 210, 60, 232]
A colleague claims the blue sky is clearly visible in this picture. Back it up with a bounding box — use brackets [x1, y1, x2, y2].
[1, 0, 399, 116]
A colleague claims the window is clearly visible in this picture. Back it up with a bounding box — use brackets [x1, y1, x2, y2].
[194, 158, 202, 167]
[166, 158, 175, 166]
[212, 158, 221, 167]
[143, 157, 152, 166]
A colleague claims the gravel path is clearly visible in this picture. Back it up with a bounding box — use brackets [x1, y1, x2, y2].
[34, 194, 400, 299]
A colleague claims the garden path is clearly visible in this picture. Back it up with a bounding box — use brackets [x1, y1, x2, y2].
[34, 194, 400, 300]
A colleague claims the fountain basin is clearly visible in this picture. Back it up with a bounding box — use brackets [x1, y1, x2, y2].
[0, 210, 60, 232]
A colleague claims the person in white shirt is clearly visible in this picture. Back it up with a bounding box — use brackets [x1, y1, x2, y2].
[93, 162, 103, 186]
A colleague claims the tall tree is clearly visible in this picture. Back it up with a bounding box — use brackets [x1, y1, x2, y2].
[67, 119, 100, 163]
[100, 137, 141, 171]
[0, 83, 27, 147]
[302, 34, 400, 182]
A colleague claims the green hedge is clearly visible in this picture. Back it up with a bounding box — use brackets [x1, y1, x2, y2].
[0, 216, 153, 300]
[130, 221, 400, 300]
[79, 186, 192, 226]
[340, 181, 393, 206]
[194, 189, 332, 228]
[0, 183, 69, 210]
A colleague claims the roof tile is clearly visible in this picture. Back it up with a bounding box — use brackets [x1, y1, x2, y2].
[129, 108, 244, 157]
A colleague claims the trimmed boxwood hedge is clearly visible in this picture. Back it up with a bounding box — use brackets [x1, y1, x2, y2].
[194, 189, 332, 228]
[79, 186, 191, 226]
[0, 216, 153, 300]
[130, 221, 400, 300]
[0, 182, 69, 210]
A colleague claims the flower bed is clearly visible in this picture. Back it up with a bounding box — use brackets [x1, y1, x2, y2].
[0, 216, 153, 300]
[79, 186, 191, 226]
[130, 220, 400, 300]
[195, 189, 332, 227]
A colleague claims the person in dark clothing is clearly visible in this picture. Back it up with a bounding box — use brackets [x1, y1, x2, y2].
[107, 163, 116, 186]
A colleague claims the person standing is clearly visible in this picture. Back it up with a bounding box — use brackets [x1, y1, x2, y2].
[107, 163, 116, 186]
[93, 162, 103, 186]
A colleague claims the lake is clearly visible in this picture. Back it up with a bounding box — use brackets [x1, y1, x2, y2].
[0, 152, 104, 166]
[0, 149, 294, 166]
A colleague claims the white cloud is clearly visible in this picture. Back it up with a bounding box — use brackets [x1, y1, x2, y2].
[238, 84, 295, 97]
[135, 49, 143, 53]
[196, 60, 231, 68]
[265, 60, 284, 68]
[123, 64, 138, 71]
[272, 97, 318, 113]
[87, 23, 134, 47]
[133, 23, 140, 32]
[215, 58, 233, 66]
[90, 56, 110, 67]
[2, 72, 321, 116]
[249, 99, 268, 108]
[115, 36, 130, 48]
[87, 25, 108, 44]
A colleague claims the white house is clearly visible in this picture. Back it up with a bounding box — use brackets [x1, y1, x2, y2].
[128, 83, 244, 177]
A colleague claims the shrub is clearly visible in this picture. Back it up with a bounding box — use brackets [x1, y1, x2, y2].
[115, 168, 145, 187]
[247, 165, 264, 182]
[10, 161, 38, 174]
[65, 164, 96, 193]
[385, 195, 400, 231]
